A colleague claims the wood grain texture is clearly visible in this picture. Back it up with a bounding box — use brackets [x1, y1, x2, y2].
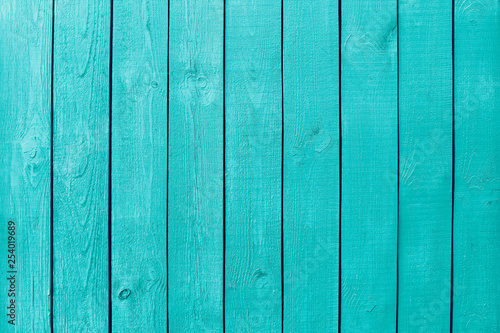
[341, 0, 398, 331]
[168, 0, 224, 331]
[112, 0, 168, 331]
[283, 0, 339, 331]
[454, 0, 500, 331]
[398, 0, 453, 331]
[225, 0, 282, 330]
[0, 0, 52, 331]
[52, 0, 110, 331]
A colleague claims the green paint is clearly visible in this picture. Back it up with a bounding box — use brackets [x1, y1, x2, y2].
[112, 0, 168, 331]
[283, 0, 340, 331]
[52, 0, 110, 330]
[225, 0, 282, 330]
[0, 1, 52, 331]
[0, 1, 499, 331]
[168, 0, 224, 331]
[454, 0, 500, 330]
[341, 0, 398, 331]
[398, 0, 453, 331]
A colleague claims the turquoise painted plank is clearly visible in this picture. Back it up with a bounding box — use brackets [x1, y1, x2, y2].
[398, 0, 453, 331]
[168, 0, 224, 330]
[52, 0, 110, 331]
[0, 0, 52, 331]
[341, 0, 398, 331]
[112, 0, 168, 331]
[225, 0, 282, 330]
[454, 0, 500, 331]
[283, 0, 339, 331]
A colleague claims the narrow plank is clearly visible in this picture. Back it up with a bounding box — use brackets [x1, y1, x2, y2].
[225, 0, 282, 330]
[398, 0, 453, 331]
[111, 0, 168, 331]
[341, 0, 398, 330]
[454, 0, 500, 330]
[283, 0, 339, 331]
[168, 0, 224, 331]
[0, 0, 52, 331]
[52, 0, 110, 330]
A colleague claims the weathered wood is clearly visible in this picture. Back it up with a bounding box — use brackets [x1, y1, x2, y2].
[341, 0, 398, 330]
[283, 0, 340, 331]
[0, 0, 52, 331]
[225, 0, 283, 330]
[52, 0, 110, 330]
[168, 0, 224, 331]
[454, 0, 500, 330]
[112, 0, 168, 331]
[398, 0, 453, 331]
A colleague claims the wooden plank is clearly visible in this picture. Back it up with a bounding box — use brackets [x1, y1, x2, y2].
[168, 0, 224, 331]
[340, 0, 398, 330]
[0, 0, 52, 331]
[397, 0, 453, 331]
[52, 0, 110, 330]
[225, 0, 282, 330]
[282, 0, 339, 331]
[111, 0, 168, 331]
[454, 0, 500, 330]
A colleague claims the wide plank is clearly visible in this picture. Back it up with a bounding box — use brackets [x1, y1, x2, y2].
[225, 0, 283, 330]
[52, 0, 110, 330]
[341, 0, 398, 330]
[283, 0, 340, 331]
[398, 0, 453, 331]
[0, 0, 52, 331]
[112, 0, 168, 331]
[168, 0, 224, 331]
[453, 0, 500, 330]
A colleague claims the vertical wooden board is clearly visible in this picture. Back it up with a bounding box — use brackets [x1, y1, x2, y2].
[454, 0, 500, 331]
[225, 0, 282, 331]
[0, 0, 52, 331]
[283, 0, 339, 331]
[398, 0, 453, 331]
[341, 0, 398, 331]
[168, 0, 224, 331]
[52, 0, 110, 331]
[112, 0, 168, 331]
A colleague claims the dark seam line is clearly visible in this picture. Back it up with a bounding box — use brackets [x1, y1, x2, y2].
[50, 0, 55, 331]
[222, 0, 226, 330]
[108, 0, 113, 331]
[450, 0, 455, 331]
[166, 0, 171, 330]
[281, 0, 285, 331]
[338, 0, 342, 330]
[396, 0, 400, 331]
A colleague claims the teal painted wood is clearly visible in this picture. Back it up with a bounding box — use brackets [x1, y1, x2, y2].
[398, 0, 453, 331]
[112, 0, 168, 331]
[225, 0, 282, 330]
[168, 0, 224, 331]
[341, 0, 398, 331]
[283, 0, 339, 331]
[52, 0, 110, 331]
[0, 1, 52, 331]
[454, 0, 500, 331]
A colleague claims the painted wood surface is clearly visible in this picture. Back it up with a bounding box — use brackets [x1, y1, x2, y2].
[111, 0, 168, 331]
[1, 0, 500, 331]
[283, 0, 339, 331]
[168, 0, 224, 331]
[0, 0, 52, 331]
[341, 0, 398, 331]
[52, 0, 110, 331]
[225, 0, 283, 330]
[398, 0, 453, 331]
[454, 0, 500, 331]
